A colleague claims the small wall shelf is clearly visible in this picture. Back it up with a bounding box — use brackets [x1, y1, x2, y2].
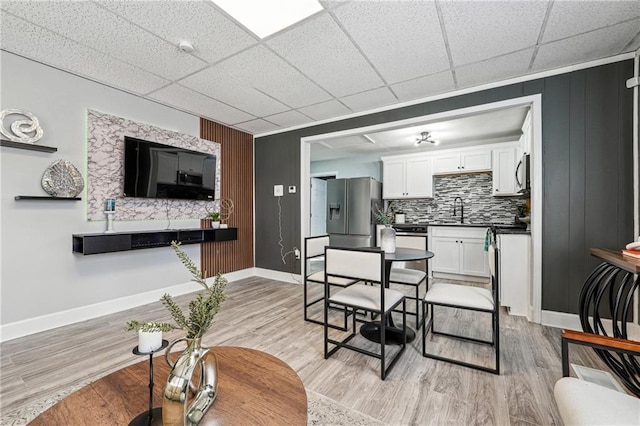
[1, 139, 58, 153]
[15, 196, 81, 201]
[72, 227, 238, 255]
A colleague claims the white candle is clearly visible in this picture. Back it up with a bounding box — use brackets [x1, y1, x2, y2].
[138, 330, 162, 353]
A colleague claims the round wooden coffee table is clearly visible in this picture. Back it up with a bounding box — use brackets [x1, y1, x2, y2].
[30, 346, 307, 425]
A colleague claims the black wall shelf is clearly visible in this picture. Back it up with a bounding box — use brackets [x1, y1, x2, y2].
[15, 196, 81, 201]
[1, 139, 58, 153]
[72, 227, 238, 255]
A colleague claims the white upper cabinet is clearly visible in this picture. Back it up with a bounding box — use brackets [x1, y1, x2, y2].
[382, 159, 407, 198]
[492, 146, 519, 196]
[432, 149, 491, 175]
[382, 155, 432, 199]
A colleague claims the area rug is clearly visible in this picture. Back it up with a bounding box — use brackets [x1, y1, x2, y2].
[1, 384, 384, 426]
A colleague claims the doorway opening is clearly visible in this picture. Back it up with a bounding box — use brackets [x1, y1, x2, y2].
[300, 95, 543, 323]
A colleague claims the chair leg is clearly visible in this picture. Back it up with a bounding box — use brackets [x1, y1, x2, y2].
[380, 308, 386, 380]
[415, 285, 420, 329]
[323, 297, 329, 359]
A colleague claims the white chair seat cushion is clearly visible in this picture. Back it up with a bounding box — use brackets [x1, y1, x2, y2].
[329, 284, 404, 313]
[554, 377, 640, 425]
[424, 283, 494, 311]
[389, 268, 426, 285]
[307, 270, 357, 286]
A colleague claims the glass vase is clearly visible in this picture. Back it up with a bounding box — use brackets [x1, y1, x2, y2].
[380, 225, 396, 253]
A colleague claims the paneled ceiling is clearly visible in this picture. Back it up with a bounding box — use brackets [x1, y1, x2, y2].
[1, 1, 639, 136]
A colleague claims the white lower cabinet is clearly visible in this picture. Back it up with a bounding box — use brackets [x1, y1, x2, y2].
[429, 227, 489, 278]
[497, 233, 531, 317]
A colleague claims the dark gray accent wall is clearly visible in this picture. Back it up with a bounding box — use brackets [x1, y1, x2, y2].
[255, 60, 635, 314]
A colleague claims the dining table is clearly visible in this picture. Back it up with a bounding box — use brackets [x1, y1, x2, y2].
[360, 247, 434, 345]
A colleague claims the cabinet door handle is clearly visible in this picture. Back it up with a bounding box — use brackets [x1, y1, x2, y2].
[495, 189, 499, 192]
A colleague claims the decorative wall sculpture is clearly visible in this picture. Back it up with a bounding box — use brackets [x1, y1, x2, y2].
[87, 110, 221, 221]
[0, 109, 44, 143]
[41, 159, 84, 197]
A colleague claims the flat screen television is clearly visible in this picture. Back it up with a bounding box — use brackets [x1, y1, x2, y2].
[123, 136, 216, 200]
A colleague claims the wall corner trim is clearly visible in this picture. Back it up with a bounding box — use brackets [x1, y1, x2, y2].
[0, 267, 256, 343]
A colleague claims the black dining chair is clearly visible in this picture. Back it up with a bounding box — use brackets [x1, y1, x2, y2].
[303, 235, 358, 329]
[324, 246, 407, 380]
[422, 242, 500, 374]
[389, 234, 428, 329]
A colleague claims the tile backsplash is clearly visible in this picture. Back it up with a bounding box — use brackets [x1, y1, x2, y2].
[388, 173, 526, 224]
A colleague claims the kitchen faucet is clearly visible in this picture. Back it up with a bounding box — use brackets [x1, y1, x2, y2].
[453, 197, 464, 223]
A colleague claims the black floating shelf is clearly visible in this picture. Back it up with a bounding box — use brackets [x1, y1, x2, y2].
[15, 196, 81, 200]
[1, 139, 57, 153]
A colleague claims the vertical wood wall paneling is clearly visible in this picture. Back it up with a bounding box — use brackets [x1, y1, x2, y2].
[200, 119, 254, 277]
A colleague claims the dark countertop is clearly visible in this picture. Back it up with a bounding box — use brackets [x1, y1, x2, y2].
[394, 222, 530, 235]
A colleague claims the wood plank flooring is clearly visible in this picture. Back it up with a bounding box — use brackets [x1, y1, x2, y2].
[0, 277, 613, 425]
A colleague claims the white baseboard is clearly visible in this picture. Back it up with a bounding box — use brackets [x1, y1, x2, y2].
[254, 267, 302, 284]
[0, 267, 255, 343]
[541, 310, 640, 340]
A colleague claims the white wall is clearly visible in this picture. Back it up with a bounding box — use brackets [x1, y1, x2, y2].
[311, 154, 382, 180]
[0, 52, 203, 331]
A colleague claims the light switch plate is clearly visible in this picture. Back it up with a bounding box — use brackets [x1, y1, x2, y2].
[274, 185, 284, 197]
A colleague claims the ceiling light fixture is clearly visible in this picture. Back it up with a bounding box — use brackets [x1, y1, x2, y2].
[415, 131, 439, 146]
[211, 0, 323, 39]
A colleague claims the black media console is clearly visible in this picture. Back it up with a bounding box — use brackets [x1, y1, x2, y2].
[72, 228, 237, 255]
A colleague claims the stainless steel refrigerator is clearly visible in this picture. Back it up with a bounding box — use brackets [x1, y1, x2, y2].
[326, 177, 382, 248]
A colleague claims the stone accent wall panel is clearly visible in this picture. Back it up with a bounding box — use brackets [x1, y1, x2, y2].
[87, 110, 220, 221]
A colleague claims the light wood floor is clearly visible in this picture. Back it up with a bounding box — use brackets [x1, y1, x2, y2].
[1, 276, 610, 425]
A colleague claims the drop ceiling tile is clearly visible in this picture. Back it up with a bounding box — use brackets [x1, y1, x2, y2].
[440, 0, 548, 66]
[0, 12, 168, 95]
[2, 1, 207, 80]
[263, 110, 312, 128]
[234, 119, 280, 134]
[298, 100, 352, 121]
[455, 49, 535, 89]
[390, 71, 455, 101]
[148, 84, 254, 125]
[267, 13, 384, 97]
[542, 1, 640, 43]
[339, 87, 397, 112]
[533, 20, 640, 72]
[180, 67, 289, 117]
[332, 1, 449, 83]
[217, 46, 331, 108]
[97, 0, 257, 63]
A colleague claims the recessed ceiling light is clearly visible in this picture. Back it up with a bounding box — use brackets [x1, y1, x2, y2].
[212, 0, 323, 39]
